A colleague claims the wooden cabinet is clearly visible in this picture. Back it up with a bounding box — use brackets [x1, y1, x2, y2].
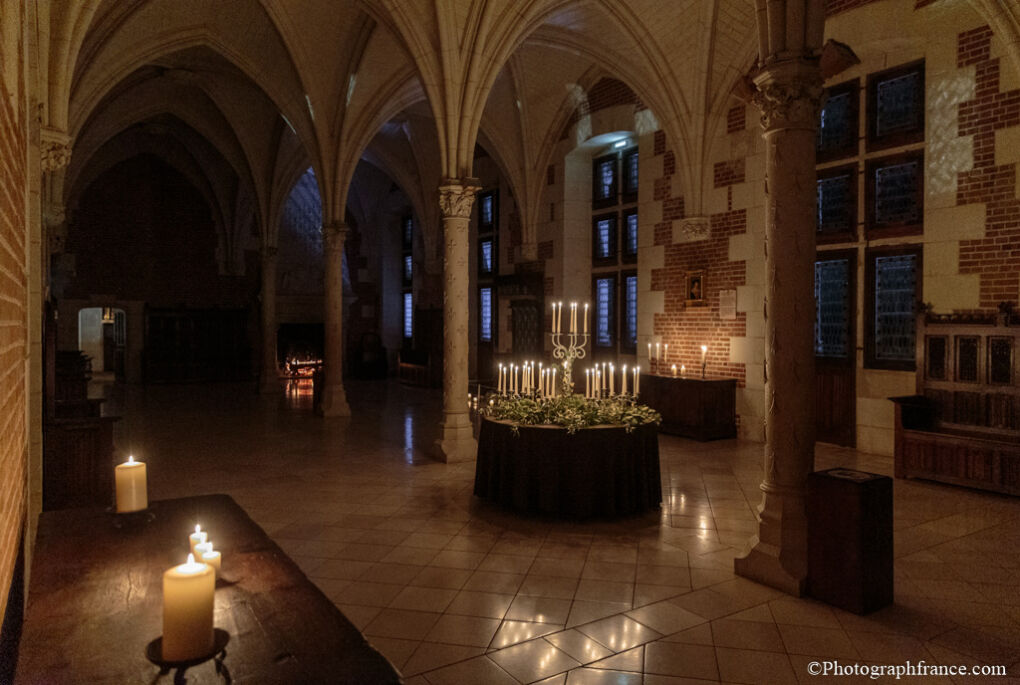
[639, 374, 737, 441]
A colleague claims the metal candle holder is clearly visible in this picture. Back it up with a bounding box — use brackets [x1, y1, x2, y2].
[551, 331, 588, 395]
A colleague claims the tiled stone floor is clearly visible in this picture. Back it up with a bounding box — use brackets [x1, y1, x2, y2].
[105, 380, 1020, 684]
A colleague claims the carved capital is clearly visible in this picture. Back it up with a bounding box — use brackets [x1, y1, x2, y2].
[438, 178, 481, 219]
[322, 221, 349, 253]
[40, 127, 72, 172]
[751, 61, 823, 132]
[43, 201, 67, 231]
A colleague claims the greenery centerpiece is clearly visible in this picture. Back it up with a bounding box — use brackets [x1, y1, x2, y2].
[482, 391, 660, 435]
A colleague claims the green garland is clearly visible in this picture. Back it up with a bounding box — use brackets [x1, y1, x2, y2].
[481, 392, 661, 435]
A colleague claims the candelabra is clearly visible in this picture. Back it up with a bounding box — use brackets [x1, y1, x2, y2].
[551, 330, 588, 395]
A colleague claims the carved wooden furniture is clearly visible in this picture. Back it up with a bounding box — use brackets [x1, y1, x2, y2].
[638, 374, 737, 441]
[474, 418, 661, 517]
[890, 310, 1020, 495]
[16, 495, 400, 684]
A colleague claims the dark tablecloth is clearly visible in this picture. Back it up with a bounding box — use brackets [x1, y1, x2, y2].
[474, 418, 661, 517]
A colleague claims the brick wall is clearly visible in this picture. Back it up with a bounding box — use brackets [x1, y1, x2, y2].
[0, 11, 28, 626]
[562, 78, 647, 139]
[649, 140, 748, 385]
[955, 26, 1020, 309]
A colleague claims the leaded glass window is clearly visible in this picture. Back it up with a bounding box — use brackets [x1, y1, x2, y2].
[873, 253, 917, 363]
[623, 149, 639, 196]
[817, 173, 854, 235]
[480, 194, 494, 226]
[818, 91, 853, 156]
[595, 277, 615, 347]
[814, 259, 850, 358]
[624, 212, 638, 257]
[403, 292, 413, 339]
[874, 159, 921, 225]
[624, 274, 638, 348]
[403, 255, 413, 283]
[876, 71, 922, 138]
[480, 239, 493, 274]
[479, 287, 492, 342]
[402, 217, 413, 250]
[592, 215, 616, 261]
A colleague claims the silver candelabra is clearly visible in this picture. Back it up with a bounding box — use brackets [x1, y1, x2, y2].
[551, 331, 588, 395]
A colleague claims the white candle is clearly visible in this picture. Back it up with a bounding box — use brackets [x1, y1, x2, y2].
[551, 368, 557, 396]
[162, 554, 215, 661]
[681, 364, 686, 376]
[583, 303, 588, 334]
[701, 344, 708, 363]
[602, 363, 607, 391]
[647, 342, 651, 360]
[194, 541, 213, 562]
[201, 544, 222, 573]
[585, 370, 590, 398]
[672, 364, 678, 377]
[622, 365, 628, 395]
[498, 364, 503, 393]
[556, 302, 562, 334]
[551, 302, 557, 334]
[664, 344, 669, 362]
[635, 366, 640, 395]
[571, 302, 577, 333]
[189, 525, 207, 557]
[115, 455, 147, 513]
[609, 364, 615, 395]
[656, 342, 660, 361]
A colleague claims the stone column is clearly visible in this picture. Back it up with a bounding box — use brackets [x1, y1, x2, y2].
[734, 59, 823, 596]
[320, 221, 351, 416]
[259, 247, 281, 394]
[433, 179, 480, 462]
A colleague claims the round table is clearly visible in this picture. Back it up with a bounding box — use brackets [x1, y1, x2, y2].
[473, 417, 661, 517]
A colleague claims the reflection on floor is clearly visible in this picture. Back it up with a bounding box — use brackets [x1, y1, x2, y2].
[106, 380, 1020, 684]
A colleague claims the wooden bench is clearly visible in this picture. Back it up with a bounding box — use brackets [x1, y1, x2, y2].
[398, 349, 430, 386]
[16, 494, 401, 684]
[890, 308, 1020, 496]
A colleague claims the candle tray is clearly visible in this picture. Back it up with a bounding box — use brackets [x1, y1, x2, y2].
[145, 628, 230, 670]
[108, 507, 156, 529]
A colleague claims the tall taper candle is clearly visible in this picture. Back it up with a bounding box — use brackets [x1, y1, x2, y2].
[583, 303, 588, 334]
[622, 364, 628, 395]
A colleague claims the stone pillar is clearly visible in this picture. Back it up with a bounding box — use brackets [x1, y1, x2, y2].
[433, 179, 480, 462]
[734, 59, 823, 596]
[320, 221, 351, 417]
[259, 247, 281, 394]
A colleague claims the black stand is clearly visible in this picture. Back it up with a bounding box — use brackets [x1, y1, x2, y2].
[109, 507, 156, 529]
[146, 629, 230, 683]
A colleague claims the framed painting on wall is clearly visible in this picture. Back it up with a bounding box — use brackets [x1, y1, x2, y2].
[686, 272, 704, 304]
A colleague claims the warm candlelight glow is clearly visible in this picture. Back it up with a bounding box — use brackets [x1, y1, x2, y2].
[115, 454, 147, 513]
[162, 552, 215, 661]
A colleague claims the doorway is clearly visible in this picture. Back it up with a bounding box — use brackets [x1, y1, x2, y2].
[77, 307, 126, 381]
[814, 251, 856, 447]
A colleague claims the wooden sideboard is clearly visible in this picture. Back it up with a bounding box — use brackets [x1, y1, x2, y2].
[639, 374, 737, 441]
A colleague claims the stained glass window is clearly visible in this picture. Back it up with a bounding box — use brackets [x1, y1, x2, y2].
[874, 159, 921, 226]
[956, 336, 979, 382]
[403, 255, 413, 282]
[817, 173, 853, 234]
[480, 239, 493, 274]
[479, 287, 492, 342]
[624, 275, 638, 348]
[402, 217, 413, 250]
[403, 292, 413, 339]
[593, 156, 617, 203]
[625, 212, 638, 256]
[595, 277, 615, 347]
[814, 259, 850, 357]
[873, 253, 917, 362]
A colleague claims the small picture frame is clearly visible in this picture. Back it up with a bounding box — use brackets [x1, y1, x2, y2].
[686, 271, 704, 303]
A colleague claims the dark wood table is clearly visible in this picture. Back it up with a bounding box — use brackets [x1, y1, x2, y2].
[639, 374, 737, 441]
[474, 418, 661, 517]
[16, 494, 400, 684]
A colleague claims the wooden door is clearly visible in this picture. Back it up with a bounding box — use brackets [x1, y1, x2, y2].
[815, 251, 856, 446]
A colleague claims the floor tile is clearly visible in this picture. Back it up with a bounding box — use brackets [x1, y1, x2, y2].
[463, 570, 525, 594]
[401, 641, 484, 676]
[505, 595, 573, 624]
[333, 580, 405, 607]
[587, 645, 644, 672]
[566, 600, 633, 628]
[445, 590, 515, 618]
[643, 641, 719, 680]
[777, 623, 860, 659]
[545, 629, 614, 664]
[490, 619, 563, 649]
[364, 608, 442, 641]
[575, 579, 633, 605]
[564, 667, 642, 684]
[388, 585, 459, 613]
[626, 601, 706, 635]
[577, 615, 662, 652]
[489, 638, 580, 682]
[425, 614, 501, 648]
[519, 574, 580, 599]
[368, 636, 419, 671]
[422, 655, 518, 685]
[411, 566, 474, 590]
[711, 617, 784, 652]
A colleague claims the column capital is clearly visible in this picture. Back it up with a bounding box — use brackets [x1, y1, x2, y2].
[322, 221, 349, 252]
[41, 127, 72, 172]
[751, 59, 823, 133]
[438, 178, 482, 219]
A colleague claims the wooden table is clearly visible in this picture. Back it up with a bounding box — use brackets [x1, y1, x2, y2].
[16, 495, 400, 684]
[639, 374, 737, 441]
[474, 418, 661, 518]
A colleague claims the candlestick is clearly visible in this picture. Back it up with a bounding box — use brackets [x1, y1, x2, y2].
[189, 525, 207, 557]
[115, 455, 147, 513]
[583, 303, 588, 334]
[162, 554, 215, 661]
